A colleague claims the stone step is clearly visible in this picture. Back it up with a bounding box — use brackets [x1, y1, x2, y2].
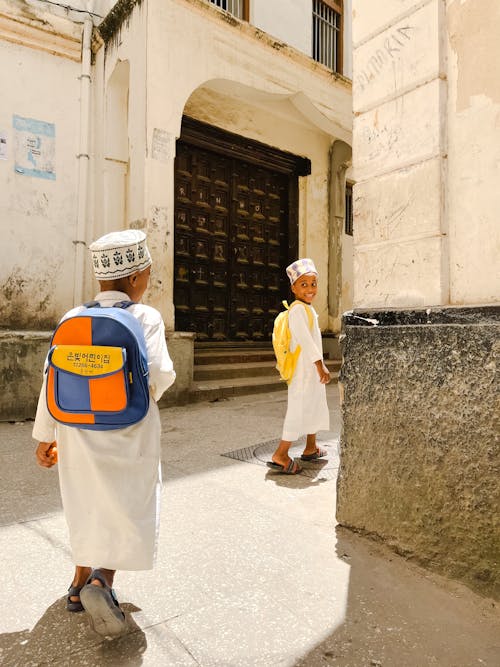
[193, 358, 341, 381]
[194, 348, 337, 366]
[194, 349, 276, 365]
[188, 369, 339, 403]
[194, 342, 272, 349]
[194, 360, 276, 381]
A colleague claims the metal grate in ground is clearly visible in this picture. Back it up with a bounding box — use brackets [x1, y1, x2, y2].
[222, 437, 340, 481]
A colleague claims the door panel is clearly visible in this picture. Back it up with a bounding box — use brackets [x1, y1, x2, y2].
[174, 141, 294, 341]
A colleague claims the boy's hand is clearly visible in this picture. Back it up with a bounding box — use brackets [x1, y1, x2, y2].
[315, 360, 331, 384]
[36, 441, 58, 468]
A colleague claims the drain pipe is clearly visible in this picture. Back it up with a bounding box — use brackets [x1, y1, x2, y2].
[73, 15, 93, 306]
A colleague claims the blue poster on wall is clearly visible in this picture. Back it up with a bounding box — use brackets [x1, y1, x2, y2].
[13, 115, 56, 180]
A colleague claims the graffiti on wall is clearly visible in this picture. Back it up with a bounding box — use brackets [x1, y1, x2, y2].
[356, 26, 414, 93]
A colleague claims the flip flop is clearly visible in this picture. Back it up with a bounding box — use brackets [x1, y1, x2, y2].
[266, 458, 302, 474]
[80, 569, 127, 637]
[66, 584, 84, 613]
[300, 447, 328, 461]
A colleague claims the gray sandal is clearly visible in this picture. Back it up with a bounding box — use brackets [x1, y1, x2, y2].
[266, 459, 302, 474]
[300, 447, 328, 461]
[80, 569, 127, 637]
[66, 584, 84, 613]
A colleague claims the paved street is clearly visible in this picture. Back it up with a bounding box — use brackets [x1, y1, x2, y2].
[0, 386, 499, 666]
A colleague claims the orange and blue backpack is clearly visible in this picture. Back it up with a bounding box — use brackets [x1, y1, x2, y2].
[272, 300, 313, 385]
[45, 300, 149, 430]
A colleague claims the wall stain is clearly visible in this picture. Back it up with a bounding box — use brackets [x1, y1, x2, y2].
[1, 268, 58, 329]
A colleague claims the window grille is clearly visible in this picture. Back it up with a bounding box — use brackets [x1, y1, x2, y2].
[312, 0, 342, 73]
[208, 0, 248, 20]
[345, 183, 353, 236]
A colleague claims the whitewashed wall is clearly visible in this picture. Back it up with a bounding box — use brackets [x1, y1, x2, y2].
[446, 0, 500, 304]
[92, 0, 353, 79]
[91, 0, 352, 331]
[251, 0, 312, 55]
[0, 1, 83, 327]
[352, 0, 500, 309]
[342, 0, 352, 79]
[352, 0, 448, 308]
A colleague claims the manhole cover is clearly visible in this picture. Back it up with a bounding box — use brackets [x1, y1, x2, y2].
[222, 438, 340, 481]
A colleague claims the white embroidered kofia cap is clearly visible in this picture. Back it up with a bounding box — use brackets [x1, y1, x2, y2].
[89, 230, 152, 280]
[286, 258, 318, 285]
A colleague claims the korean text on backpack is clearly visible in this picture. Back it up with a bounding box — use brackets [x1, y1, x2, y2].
[272, 300, 313, 385]
[45, 301, 150, 430]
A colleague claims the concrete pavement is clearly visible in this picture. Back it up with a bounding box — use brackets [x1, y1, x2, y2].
[0, 386, 499, 666]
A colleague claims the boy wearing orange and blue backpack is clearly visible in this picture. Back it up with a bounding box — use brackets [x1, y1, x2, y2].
[268, 258, 330, 475]
[33, 230, 175, 637]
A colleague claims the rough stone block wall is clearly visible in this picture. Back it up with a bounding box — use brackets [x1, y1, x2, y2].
[0, 332, 51, 422]
[158, 332, 194, 407]
[337, 307, 500, 600]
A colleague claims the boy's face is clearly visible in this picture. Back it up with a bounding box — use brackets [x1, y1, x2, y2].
[291, 273, 318, 304]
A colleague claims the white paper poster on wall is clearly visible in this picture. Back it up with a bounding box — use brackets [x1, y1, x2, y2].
[13, 115, 55, 179]
[0, 132, 7, 160]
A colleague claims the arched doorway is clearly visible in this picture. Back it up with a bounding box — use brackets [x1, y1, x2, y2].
[174, 117, 310, 341]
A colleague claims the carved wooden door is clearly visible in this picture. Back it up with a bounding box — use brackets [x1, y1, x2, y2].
[174, 140, 297, 341]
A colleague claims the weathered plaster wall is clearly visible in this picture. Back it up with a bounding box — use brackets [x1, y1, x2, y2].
[143, 0, 351, 329]
[91, 3, 147, 238]
[352, 0, 500, 309]
[93, 0, 352, 331]
[338, 308, 500, 600]
[342, 0, 352, 79]
[0, 1, 82, 328]
[352, 0, 448, 309]
[446, 0, 500, 304]
[329, 141, 352, 331]
[341, 218, 353, 313]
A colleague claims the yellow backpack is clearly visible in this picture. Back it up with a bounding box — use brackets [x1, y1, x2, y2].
[272, 300, 313, 384]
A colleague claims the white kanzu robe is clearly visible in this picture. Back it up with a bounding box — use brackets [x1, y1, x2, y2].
[282, 302, 330, 441]
[32, 291, 175, 570]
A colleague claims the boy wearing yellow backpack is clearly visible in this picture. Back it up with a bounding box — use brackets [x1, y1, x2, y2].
[268, 258, 330, 475]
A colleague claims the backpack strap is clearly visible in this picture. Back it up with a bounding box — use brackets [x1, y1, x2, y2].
[82, 300, 136, 309]
[112, 300, 136, 309]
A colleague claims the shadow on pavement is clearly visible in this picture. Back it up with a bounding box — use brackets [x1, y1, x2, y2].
[264, 467, 331, 488]
[294, 526, 500, 667]
[0, 597, 146, 666]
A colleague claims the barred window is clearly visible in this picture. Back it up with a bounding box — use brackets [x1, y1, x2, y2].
[208, 0, 249, 20]
[312, 0, 343, 73]
[345, 183, 353, 236]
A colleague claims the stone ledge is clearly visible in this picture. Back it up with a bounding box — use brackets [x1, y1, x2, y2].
[0, 7, 82, 61]
[343, 304, 500, 326]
